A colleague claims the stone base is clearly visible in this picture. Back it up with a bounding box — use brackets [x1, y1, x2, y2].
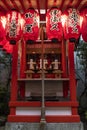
[5, 122, 84, 130]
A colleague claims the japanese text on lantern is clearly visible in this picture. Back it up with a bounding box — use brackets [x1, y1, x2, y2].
[10, 12, 16, 37]
[50, 9, 61, 31]
[68, 9, 79, 34]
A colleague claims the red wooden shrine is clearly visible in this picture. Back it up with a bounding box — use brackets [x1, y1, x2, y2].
[0, 0, 87, 126]
[7, 27, 80, 123]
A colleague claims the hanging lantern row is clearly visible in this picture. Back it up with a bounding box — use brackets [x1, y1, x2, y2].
[0, 7, 87, 47]
[46, 7, 82, 43]
[0, 8, 39, 54]
[0, 8, 39, 47]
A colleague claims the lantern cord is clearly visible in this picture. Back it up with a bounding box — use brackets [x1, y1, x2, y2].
[39, 25, 46, 129]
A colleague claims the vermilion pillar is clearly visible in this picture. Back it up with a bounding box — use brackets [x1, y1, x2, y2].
[10, 43, 18, 115]
[68, 41, 78, 115]
[10, 43, 18, 101]
[68, 42, 77, 101]
[19, 40, 26, 98]
[61, 39, 69, 97]
[61, 39, 67, 78]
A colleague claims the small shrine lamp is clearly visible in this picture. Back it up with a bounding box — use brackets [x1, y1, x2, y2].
[46, 7, 63, 43]
[81, 8, 87, 42]
[0, 12, 6, 47]
[23, 8, 39, 44]
[5, 9, 22, 45]
[62, 8, 81, 43]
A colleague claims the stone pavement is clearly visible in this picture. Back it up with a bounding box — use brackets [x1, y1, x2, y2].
[0, 126, 5, 130]
[5, 122, 84, 130]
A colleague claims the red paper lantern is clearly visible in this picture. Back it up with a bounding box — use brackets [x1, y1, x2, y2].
[46, 7, 63, 43]
[63, 8, 80, 42]
[3, 38, 13, 54]
[0, 12, 6, 46]
[0, 22, 6, 42]
[0, 37, 7, 48]
[81, 8, 87, 42]
[6, 10, 22, 45]
[23, 8, 39, 44]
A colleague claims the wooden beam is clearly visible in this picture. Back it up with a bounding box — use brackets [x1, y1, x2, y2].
[45, 0, 48, 14]
[59, 0, 65, 10]
[19, 0, 26, 12]
[54, 0, 57, 2]
[36, 0, 40, 18]
[66, 0, 74, 9]
[2, 0, 11, 10]
[27, 0, 32, 8]
[10, 0, 20, 12]
[54, 0, 57, 6]
[78, 2, 87, 11]
[28, 0, 31, 3]
[75, 0, 83, 8]
[0, 5, 7, 13]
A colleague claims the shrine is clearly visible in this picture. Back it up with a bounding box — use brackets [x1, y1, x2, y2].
[8, 7, 80, 123]
[0, 0, 85, 130]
